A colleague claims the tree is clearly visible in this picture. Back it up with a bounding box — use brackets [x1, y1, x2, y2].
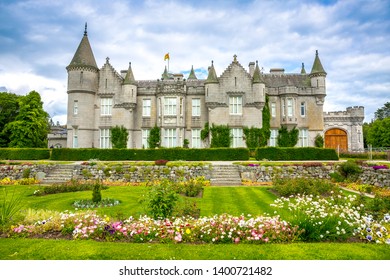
[374, 102, 390, 120]
[4, 91, 50, 148]
[314, 134, 324, 148]
[366, 117, 390, 147]
[0, 92, 21, 147]
[110, 125, 128, 148]
[148, 125, 160, 148]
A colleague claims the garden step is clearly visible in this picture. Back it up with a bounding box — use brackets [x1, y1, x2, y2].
[210, 164, 241, 186]
[40, 165, 75, 184]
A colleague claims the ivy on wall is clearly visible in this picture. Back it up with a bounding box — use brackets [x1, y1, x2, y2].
[243, 95, 271, 148]
[110, 125, 129, 149]
[277, 126, 299, 147]
[148, 125, 161, 149]
[210, 124, 232, 148]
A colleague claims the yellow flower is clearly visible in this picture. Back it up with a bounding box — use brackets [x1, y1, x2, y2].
[185, 228, 191, 234]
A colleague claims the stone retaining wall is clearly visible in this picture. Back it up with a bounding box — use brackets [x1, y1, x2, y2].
[1, 163, 389, 188]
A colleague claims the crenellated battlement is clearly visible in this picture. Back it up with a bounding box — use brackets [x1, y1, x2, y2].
[324, 106, 364, 117]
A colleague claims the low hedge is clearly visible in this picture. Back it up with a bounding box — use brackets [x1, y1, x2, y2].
[0, 148, 50, 160]
[50, 148, 250, 161]
[255, 147, 338, 161]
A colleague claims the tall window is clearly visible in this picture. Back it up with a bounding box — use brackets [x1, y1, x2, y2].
[73, 100, 78, 115]
[299, 128, 308, 147]
[229, 96, 242, 115]
[270, 129, 278, 147]
[271, 102, 276, 118]
[287, 98, 293, 117]
[101, 98, 112, 116]
[191, 129, 201, 148]
[192, 98, 201, 117]
[143, 99, 151, 117]
[73, 128, 78, 148]
[142, 129, 150, 148]
[300, 102, 306, 117]
[231, 128, 244, 147]
[164, 97, 177, 115]
[164, 128, 176, 147]
[100, 129, 111, 148]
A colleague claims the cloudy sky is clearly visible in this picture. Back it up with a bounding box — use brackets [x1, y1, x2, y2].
[0, 0, 389, 125]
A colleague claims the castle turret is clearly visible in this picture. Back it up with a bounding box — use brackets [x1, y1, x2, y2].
[252, 60, 266, 104]
[309, 50, 327, 96]
[204, 61, 219, 105]
[66, 23, 98, 148]
[187, 65, 197, 80]
[122, 62, 137, 105]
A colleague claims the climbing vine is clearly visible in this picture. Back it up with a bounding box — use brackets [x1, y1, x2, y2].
[277, 126, 299, 147]
[210, 124, 231, 148]
[148, 125, 161, 148]
[110, 125, 128, 149]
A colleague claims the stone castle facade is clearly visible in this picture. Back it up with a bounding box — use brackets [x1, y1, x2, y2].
[58, 27, 364, 152]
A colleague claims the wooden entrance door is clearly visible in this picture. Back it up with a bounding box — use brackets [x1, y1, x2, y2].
[325, 128, 348, 151]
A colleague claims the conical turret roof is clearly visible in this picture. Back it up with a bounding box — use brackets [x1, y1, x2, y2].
[252, 61, 265, 83]
[187, 65, 197, 80]
[161, 66, 169, 80]
[310, 50, 326, 76]
[67, 24, 98, 71]
[205, 61, 218, 83]
[301, 62, 306, 74]
[123, 62, 136, 85]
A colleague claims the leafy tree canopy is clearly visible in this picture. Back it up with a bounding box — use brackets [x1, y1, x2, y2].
[0, 92, 21, 147]
[110, 125, 128, 149]
[4, 91, 50, 148]
[374, 102, 390, 120]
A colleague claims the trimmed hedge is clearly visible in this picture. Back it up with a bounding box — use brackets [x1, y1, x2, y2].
[255, 147, 338, 161]
[50, 148, 250, 161]
[0, 148, 51, 160]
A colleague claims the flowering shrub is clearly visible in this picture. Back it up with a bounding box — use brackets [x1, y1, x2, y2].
[9, 211, 300, 244]
[0, 177, 39, 185]
[72, 198, 120, 209]
[372, 165, 389, 170]
[271, 191, 390, 244]
[357, 214, 390, 244]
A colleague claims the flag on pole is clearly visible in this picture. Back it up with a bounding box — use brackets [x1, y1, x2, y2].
[164, 53, 170, 60]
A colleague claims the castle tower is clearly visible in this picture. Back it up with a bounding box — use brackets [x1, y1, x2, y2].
[204, 61, 219, 105]
[252, 60, 266, 105]
[309, 50, 327, 97]
[66, 24, 99, 148]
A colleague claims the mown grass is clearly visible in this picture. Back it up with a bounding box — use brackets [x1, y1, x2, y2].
[1, 238, 389, 260]
[1, 184, 389, 260]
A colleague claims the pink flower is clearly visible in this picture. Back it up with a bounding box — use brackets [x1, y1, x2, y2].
[174, 233, 182, 242]
[234, 237, 240, 243]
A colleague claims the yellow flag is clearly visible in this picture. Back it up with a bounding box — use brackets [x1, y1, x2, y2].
[164, 53, 170, 60]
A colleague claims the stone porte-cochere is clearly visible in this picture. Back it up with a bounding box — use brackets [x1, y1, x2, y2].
[48, 25, 364, 151]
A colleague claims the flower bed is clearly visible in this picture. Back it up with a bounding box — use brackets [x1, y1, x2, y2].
[9, 212, 300, 244]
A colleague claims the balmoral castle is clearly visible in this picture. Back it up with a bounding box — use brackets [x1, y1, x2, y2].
[53, 26, 364, 152]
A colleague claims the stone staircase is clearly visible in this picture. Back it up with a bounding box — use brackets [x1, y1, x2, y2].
[41, 165, 75, 184]
[210, 164, 242, 186]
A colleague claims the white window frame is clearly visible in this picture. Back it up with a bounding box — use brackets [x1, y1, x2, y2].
[73, 128, 78, 148]
[101, 98, 112, 116]
[300, 102, 306, 117]
[100, 128, 111, 148]
[299, 128, 309, 147]
[270, 129, 278, 147]
[287, 98, 293, 117]
[73, 100, 78, 115]
[191, 129, 201, 148]
[282, 99, 285, 117]
[229, 96, 242, 115]
[164, 97, 177, 116]
[164, 128, 177, 147]
[192, 98, 201, 117]
[231, 128, 244, 148]
[271, 102, 276, 118]
[142, 99, 151, 117]
[142, 129, 150, 148]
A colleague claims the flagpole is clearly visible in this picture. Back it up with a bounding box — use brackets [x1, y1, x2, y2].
[168, 53, 170, 73]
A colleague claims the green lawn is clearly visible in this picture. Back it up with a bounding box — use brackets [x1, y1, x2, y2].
[1, 184, 389, 260]
[1, 238, 389, 260]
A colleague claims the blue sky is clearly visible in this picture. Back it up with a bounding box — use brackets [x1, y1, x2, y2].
[0, 0, 389, 124]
